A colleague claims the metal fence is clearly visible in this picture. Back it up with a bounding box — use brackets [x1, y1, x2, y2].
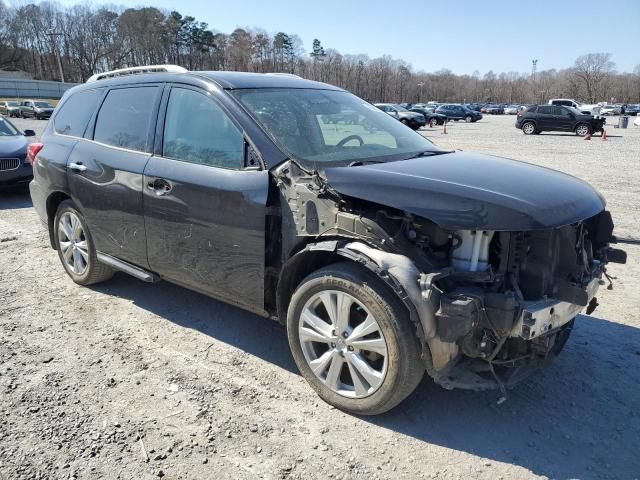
[0, 79, 78, 99]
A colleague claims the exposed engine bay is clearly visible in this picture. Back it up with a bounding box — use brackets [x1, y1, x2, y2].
[271, 160, 628, 394]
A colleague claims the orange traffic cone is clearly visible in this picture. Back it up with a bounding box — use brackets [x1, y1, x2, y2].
[584, 131, 591, 140]
[442, 121, 448, 134]
[601, 129, 607, 141]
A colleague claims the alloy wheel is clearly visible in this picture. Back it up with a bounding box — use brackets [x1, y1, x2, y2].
[576, 124, 589, 136]
[523, 122, 535, 134]
[298, 290, 388, 398]
[57, 211, 89, 275]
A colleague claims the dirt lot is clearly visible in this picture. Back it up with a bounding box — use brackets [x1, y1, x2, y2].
[1, 115, 639, 480]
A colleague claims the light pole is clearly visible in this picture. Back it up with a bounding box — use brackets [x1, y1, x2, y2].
[417, 82, 424, 103]
[46, 29, 65, 83]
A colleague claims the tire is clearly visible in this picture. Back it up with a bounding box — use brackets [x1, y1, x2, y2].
[287, 262, 424, 415]
[575, 123, 591, 136]
[429, 117, 438, 128]
[400, 119, 409, 126]
[465, 115, 472, 123]
[522, 121, 536, 135]
[54, 200, 114, 286]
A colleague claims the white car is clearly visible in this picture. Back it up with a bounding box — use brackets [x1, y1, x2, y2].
[504, 105, 520, 114]
[600, 105, 621, 116]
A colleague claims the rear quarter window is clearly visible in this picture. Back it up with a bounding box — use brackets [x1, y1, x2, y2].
[93, 86, 159, 152]
[54, 88, 104, 137]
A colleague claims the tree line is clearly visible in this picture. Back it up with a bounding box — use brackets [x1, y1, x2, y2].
[1, 1, 639, 104]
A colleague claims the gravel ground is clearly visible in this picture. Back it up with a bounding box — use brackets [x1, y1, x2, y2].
[1, 116, 639, 480]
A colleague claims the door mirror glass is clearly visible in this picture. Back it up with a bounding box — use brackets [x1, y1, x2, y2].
[23, 129, 36, 137]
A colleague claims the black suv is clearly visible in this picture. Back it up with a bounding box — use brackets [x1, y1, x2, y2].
[29, 66, 624, 415]
[434, 104, 482, 122]
[374, 103, 426, 130]
[516, 105, 606, 136]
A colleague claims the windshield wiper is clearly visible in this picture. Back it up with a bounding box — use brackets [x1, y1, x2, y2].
[402, 150, 454, 161]
[347, 159, 387, 167]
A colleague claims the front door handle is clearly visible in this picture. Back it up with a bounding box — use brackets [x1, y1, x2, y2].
[147, 178, 172, 196]
[68, 162, 87, 172]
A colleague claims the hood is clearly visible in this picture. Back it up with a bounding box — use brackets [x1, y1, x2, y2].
[0, 135, 28, 157]
[324, 151, 605, 231]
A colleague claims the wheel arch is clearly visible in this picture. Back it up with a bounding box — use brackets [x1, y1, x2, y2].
[46, 191, 72, 248]
[275, 239, 436, 373]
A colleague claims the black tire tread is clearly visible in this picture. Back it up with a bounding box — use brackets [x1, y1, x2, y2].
[287, 261, 424, 415]
[54, 200, 114, 286]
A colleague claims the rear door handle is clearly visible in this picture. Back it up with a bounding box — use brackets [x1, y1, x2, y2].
[68, 162, 87, 172]
[147, 178, 172, 196]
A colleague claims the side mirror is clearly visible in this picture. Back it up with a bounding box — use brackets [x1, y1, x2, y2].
[23, 129, 36, 137]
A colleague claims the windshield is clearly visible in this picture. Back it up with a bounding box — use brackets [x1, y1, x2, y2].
[7, 101, 19, 107]
[393, 105, 409, 112]
[566, 107, 583, 115]
[35, 101, 52, 108]
[232, 88, 440, 167]
[0, 117, 19, 136]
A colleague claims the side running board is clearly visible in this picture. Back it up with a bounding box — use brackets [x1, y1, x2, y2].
[96, 252, 161, 283]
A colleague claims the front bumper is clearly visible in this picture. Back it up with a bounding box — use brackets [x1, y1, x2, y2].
[0, 162, 32, 186]
[511, 276, 600, 340]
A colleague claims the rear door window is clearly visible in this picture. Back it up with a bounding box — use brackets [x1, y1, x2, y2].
[538, 106, 554, 115]
[54, 89, 104, 137]
[93, 86, 159, 152]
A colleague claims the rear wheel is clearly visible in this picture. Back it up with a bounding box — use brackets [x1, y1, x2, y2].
[54, 200, 114, 286]
[400, 119, 409, 126]
[429, 117, 438, 128]
[287, 262, 424, 415]
[575, 123, 591, 136]
[522, 121, 536, 135]
[465, 115, 472, 123]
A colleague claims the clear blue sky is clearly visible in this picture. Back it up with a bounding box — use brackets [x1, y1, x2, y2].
[60, 0, 640, 74]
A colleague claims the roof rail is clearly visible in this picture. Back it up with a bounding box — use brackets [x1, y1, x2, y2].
[87, 65, 188, 83]
[264, 72, 302, 79]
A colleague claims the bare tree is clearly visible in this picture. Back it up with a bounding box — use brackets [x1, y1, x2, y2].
[571, 53, 616, 103]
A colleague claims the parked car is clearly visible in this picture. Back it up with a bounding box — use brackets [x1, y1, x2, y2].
[504, 105, 521, 115]
[0, 100, 21, 117]
[408, 107, 447, 127]
[0, 115, 36, 187]
[434, 104, 482, 122]
[374, 103, 426, 130]
[19, 100, 55, 119]
[483, 104, 505, 114]
[548, 98, 581, 109]
[29, 66, 624, 415]
[600, 105, 621, 116]
[516, 105, 606, 136]
[625, 104, 640, 115]
[465, 103, 483, 112]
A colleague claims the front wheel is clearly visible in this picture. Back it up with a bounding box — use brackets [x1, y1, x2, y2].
[575, 124, 591, 136]
[287, 262, 424, 415]
[429, 117, 438, 128]
[54, 200, 114, 286]
[522, 121, 536, 135]
[465, 115, 472, 123]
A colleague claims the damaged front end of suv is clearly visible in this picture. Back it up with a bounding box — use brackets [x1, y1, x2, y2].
[230, 83, 625, 413]
[270, 151, 627, 397]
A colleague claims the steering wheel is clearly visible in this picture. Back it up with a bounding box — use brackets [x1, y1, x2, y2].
[336, 135, 364, 147]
